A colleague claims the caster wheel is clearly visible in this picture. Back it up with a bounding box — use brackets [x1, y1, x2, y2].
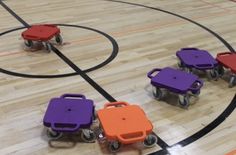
[108, 141, 121, 153]
[81, 129, 95, 143]
[143, 134, 158, 148]
[95, 128, 106, 143]
[178, 95, 190, 107]
[217, 65, 225, 77]
[93, 110, 98, 122]
[55, 34, 63, 45]
[47, 128, 63, 140]
[177, 61, 184, 68]
[192, 90, 200, 96]
[153, 87, 164, 100]
[191, 81, 201, 96]
[44, 42, 52, 52]
[24, 40, 33, 48]
[209, 69, 219, 80]
[184, 67, 192, 73]
[229, 76, 236, 88]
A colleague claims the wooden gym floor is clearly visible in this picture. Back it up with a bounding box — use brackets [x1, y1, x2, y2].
[0, 0, 236, 155]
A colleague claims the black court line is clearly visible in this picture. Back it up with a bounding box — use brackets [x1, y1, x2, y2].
[0, 0, 30, 28]
[0, 24, 119, 79]
[155, 135, 169, 150]
[105, 0, 236, 154]
[105, 0, 236, 53]
[174, 94, 236, 147]
[0, 0, 168, 150]
[3, 0, 236, 153]
[50, 45, 116, 102]
[150, 95, 236, 155]
[0, 0, 116, 102]
[0, 68, 79, 78]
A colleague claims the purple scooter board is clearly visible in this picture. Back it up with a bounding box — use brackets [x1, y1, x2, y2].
[176, 48, 219, 80]
[43, 94, 95, 142]
[147, 67, 203, 107]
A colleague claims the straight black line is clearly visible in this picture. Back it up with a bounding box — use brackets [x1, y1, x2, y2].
[149, 149, 168, 155]
[50, 44, 169, 148]
[0, 0, 185, 151]
[229, 0, 236, 3]
[0, 0, 30, 27]
[152, 132, 169, 149]
[50, 45, 168, 148]
[104, 1, 236, 154]
[50, 45, 117, 102]
[0, 24, 119, 79]
[0, 0, 116, 102]
[0, 0, 182, 151]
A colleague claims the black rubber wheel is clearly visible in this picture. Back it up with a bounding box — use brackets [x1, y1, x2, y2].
[108, 141, 121, 153]
[153, 87, 164, 100]
[55, 34, 63, 45]
[177, 61, 184, 68]
[24, 40, 33, 48]
[143, 134, 158, 148]
[46, 128, 63, 140]
[191, 81, 201, 96]
[229, 76, 236, 88]
[178, 95, 190, 107]
[93, 110, 98, 122]
[216, 65, 225, 77]
[94, 128, 106, 143]
[81, 129, 95, 143]
[184, 67, 192, 73]
[45, 42, 52, 52]
[209, 68, 219, 80]
[191, 90, 200, 97]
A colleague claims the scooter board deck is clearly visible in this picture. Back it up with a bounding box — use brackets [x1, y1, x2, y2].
[22, 25, 60, 41]
[43, 94, 94, 132]
[97, 102, 153, 144]
[216, 52, 236, 73]
[149, 67, 201, 94]
[176, 48, 217, 70]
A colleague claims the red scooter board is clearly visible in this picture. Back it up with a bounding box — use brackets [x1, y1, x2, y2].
[216, 52, 236, 87]
[21, 24, 62, 52]
[22, 24, 60, 41]
[216, 52, 236, 73]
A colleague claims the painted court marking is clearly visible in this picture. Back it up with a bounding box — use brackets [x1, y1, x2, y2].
[0, 0, 236, 154]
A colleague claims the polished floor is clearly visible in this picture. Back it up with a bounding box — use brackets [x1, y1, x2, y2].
[0, 0, 236, 155]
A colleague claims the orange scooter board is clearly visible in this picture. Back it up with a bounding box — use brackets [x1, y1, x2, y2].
[225, 150, 236, 155]
[97, 102, 153, 144]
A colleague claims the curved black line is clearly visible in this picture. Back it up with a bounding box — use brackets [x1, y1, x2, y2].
[1, 0, 236, 154]
[0, 68, 79, 78]
[105, 0, 235, 53]
[150, 95, 236, 155]
[0, 0, 167, 151]
[0, 2, 169, 149]
[175, 94, 236, 147]
[104, 0, 236, 153]
[50, 45, 117, 102]
[0, 24, 119, 78]
[0, 1, 118, 103]
[57, 24, 119, 73]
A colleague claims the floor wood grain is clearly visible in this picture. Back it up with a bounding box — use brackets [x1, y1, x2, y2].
[0, 0, 236, 154]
